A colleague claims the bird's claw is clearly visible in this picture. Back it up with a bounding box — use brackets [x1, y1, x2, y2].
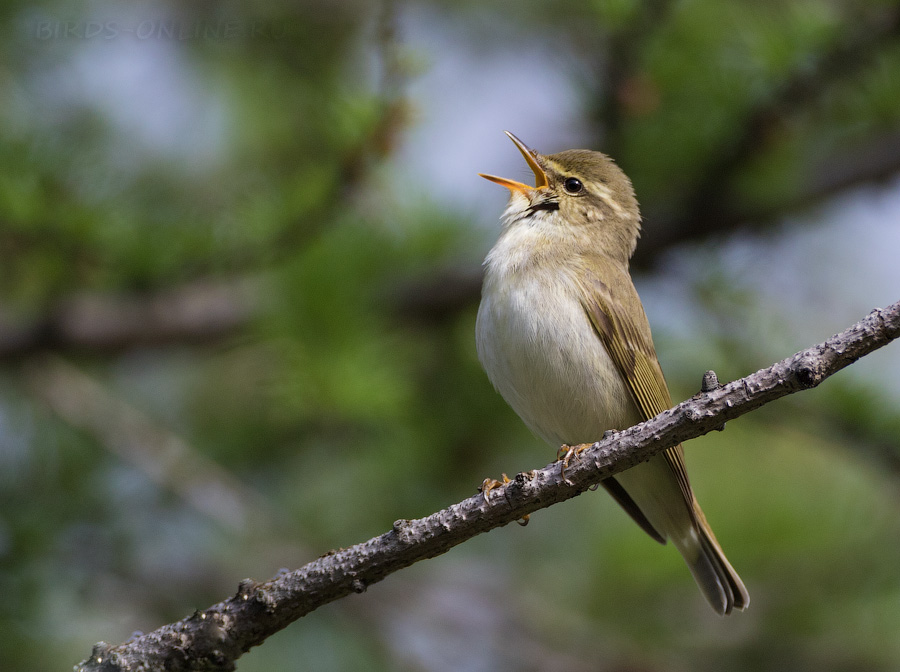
[480, 473, 511, 503]
[557, 443, 588, 484]
[479, 473, 530, 525]
[556, 444, 584, 485]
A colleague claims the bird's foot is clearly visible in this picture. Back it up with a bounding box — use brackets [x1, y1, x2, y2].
[479, 473, 530, 525]
[479, 473, 511, 502]
[557, 443, 589, 484]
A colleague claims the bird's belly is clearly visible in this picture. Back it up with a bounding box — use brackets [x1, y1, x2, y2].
[476, 274, 638, 447]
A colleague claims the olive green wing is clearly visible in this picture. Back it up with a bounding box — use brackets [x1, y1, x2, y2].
[577, 267, 696, 522]
[578, 264, 749, 613]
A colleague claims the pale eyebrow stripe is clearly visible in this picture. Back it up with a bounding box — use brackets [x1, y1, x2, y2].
[545, 158, 634, 219]
[589, 182, 628, 217]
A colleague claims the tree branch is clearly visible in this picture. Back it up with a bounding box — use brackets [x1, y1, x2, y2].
[24, 355, 277, 535]
[0, 280, 259, 360]
[76, 299, 900, 672]
[634, 5, 900, 264]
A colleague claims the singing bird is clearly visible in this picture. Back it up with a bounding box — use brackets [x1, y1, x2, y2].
[476, 132, 748, 615]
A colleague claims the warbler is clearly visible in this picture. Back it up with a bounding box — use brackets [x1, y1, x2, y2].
[476, 132, 748, 615]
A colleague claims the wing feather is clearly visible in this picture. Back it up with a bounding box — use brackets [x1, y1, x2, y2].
[577, 266, 696, 522]
[574, 259, 748, 613]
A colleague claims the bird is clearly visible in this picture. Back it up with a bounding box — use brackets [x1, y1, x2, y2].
[475, 131, 748, 615]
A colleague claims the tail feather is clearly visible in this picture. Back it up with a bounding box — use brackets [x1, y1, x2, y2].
[612, 456, 749, 615]
[687, 505, 749, 615]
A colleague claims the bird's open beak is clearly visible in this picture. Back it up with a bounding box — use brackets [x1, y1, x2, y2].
[479, 131, 549, 194]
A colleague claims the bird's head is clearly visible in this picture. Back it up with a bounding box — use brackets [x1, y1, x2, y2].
[480, 131, 641, 262]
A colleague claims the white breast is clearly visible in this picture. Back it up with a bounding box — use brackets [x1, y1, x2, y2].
[476, 226, 636, 447]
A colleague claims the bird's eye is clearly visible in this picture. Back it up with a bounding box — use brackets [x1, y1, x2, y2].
[563, 177, 583, 194]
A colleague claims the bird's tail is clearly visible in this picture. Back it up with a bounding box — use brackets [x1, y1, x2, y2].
[679, 500, 749, 615]
[612, 453, 749, 615]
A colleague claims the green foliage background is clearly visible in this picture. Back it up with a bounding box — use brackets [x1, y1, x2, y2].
[1, 1, 899, 670]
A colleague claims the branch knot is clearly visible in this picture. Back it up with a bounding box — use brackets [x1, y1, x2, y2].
[795, 358, 820, 389]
